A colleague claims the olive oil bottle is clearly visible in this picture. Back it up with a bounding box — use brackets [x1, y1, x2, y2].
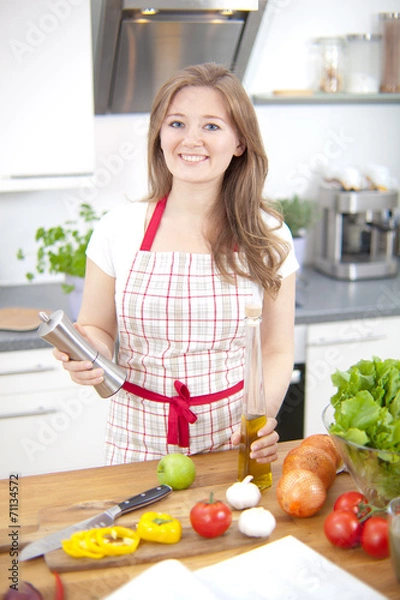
[238, 304, 272, 491]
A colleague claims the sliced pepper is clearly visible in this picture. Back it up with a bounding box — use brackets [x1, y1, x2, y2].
[61, 526, 139, 559]
[136, 511, 182, 544]
[95, 526, 140, 556]
[61, 530, 105, 559]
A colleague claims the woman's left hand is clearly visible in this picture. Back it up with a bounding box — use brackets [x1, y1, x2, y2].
[231, 417, 279, 463]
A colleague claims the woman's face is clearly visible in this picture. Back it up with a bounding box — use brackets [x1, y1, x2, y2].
[159, 85, 244, 188]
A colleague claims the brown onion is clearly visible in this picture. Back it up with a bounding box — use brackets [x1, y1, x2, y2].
[276, 468, 327, 517]
[300, 433, 342, 469]
[282, 444, 337, 489]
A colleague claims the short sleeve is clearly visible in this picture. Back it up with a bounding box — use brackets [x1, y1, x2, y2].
[262, 212, 299, 279]
[86, 201, 148, 278]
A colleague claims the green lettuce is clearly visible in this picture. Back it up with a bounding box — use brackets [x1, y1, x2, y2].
[330, 357, 400, 452]
[328, 357, 400, 505]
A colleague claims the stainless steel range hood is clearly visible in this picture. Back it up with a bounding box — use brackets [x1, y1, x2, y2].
[92, 0, 267, 114]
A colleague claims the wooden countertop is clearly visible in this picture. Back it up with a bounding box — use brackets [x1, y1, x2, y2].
[0, 441, 398, 599]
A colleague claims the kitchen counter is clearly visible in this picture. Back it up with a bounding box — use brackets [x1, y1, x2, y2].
[295, 263, 400, 324]
[0, 283, 70, 352]
[0, 441, 397, 599]
[1, 265, 400, 351]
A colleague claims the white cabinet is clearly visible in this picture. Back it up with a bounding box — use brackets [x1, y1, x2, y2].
[0, 348, 109, 478]
[304, 316, 400, 436]
[0, 0, 95, 191]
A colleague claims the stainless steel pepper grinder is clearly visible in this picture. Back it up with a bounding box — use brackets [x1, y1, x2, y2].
[37, 310, 126, 398]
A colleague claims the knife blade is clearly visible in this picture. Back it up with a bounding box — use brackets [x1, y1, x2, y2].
[19, 484, 172, 561]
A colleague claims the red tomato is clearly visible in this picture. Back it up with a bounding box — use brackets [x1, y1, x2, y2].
[361, 516, 389, 559]
[190, 493, 232, 538]
[324, 509, 362, 549]
[333, 491, 370, 518]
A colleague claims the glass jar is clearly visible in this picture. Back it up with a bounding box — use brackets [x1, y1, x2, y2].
[379, 13, 400, 92]
[314, 36, 346, 93]
[345, 34, 382, 93]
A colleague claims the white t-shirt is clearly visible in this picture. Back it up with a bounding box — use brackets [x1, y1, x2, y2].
[86, 200, 299, 303]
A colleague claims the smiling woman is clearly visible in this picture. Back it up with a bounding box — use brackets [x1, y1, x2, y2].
[51, 62, 299, 468]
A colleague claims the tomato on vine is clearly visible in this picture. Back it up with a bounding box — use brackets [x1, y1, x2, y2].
[361, 517, 389, 559]
[324, 509, 363, 549]
[325, 490, 389, 559]
[333, 491, 369, 517]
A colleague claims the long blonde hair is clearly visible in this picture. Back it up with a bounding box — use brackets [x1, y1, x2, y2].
[147, 63, 289, 296]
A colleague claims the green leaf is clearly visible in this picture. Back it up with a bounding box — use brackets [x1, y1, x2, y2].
[275, 195, 318, 237]
[329, 357, 400, 454]
[19, 203, 105, 281]
[340, 393, 381, 430]
[343, 428, 370, 446]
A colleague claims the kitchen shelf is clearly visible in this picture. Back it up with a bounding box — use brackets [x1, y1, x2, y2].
[252, 92, 400, 105]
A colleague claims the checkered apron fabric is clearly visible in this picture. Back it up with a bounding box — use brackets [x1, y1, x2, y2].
[105, 199, 254, 463]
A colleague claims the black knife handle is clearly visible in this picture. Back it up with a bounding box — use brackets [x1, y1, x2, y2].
[117, 484, 172, 515]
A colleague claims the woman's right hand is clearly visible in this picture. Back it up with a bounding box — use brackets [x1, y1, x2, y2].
[53, 323, 110, 387]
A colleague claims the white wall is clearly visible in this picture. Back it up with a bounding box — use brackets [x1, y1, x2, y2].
[1, 0, 400, 285]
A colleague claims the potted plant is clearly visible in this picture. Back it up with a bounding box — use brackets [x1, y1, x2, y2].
[276, 195, 317, 269]
[17, 202, 104, 318]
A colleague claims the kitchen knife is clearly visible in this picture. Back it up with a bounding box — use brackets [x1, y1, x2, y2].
[19, 484, 172, 561]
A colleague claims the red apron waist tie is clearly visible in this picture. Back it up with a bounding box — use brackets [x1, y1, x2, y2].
[122, 379, 244, 448]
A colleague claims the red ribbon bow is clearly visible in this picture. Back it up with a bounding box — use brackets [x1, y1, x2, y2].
[167, 380, 197, 447]
[123, 378, 243, 447]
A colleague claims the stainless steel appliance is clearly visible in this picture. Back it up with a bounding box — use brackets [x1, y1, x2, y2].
[314, 187, 399, 280]
[91, 0, 267, 114]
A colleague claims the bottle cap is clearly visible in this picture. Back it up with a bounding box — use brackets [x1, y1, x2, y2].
[245, 304, 262, 318]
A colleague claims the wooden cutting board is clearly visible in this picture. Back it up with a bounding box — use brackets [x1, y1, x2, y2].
[17, 485, 290, 573]
[0, 307, 49, 331]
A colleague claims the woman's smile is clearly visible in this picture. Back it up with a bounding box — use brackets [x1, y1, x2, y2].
[179, 153, 209, 163]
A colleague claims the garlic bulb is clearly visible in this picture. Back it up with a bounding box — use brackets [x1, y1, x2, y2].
[238, 507, 276, 538]
[225, 475, 261, 510]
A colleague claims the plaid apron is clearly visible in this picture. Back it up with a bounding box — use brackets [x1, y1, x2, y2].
[105, 197, 254, 463]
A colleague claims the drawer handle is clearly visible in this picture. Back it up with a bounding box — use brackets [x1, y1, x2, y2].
[309, 334, 386, 347]
[0, 366, 57, 376]
[0, 408, 59, 420]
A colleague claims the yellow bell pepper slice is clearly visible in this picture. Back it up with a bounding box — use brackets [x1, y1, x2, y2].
[137, 512, 182, 544]
[62, 530, 105, 559]
[95, 526, 140, 556]
[61, 526, 139, 559]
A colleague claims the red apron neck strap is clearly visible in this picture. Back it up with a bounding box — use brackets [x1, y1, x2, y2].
[140, 195, 168, 251]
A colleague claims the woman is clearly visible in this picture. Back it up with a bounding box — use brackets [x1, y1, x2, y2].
[55, 63, 299, 464]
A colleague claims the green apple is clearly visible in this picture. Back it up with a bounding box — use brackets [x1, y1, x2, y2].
[156, 453, 196, 490]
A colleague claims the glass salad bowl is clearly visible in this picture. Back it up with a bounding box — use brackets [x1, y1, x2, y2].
[323, 403, 400, 508]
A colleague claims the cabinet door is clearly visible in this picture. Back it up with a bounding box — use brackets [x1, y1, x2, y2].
[0, 386, 109, 478]
[0, 348, 73, 393]
[304, 316, 400, 436]
[0, 349, 109, 478]
[0, 0, 94, 182]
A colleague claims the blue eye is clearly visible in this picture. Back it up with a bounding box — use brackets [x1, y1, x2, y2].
[205, 123, 219, 131]
[170, 120, 184, 128]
